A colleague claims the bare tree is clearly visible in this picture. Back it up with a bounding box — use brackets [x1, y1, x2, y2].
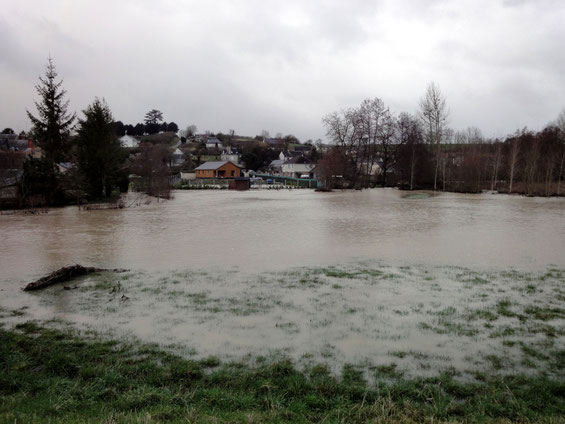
[556, 109, 565, 195]
[377, 108, 396, 187]
[419, 82, 449, 190]
[396, 113, 426, 190]
[316, 147, 355, 189]
[323, 98, 393, 188]
[323, 108, 359, 186]
[466, 127, 485, 192]
[507, 132, 521, 193]
[186, 124, 197, 138]
[131, 143, 172, 199]
[490, 140, 503, 192]
[522, 130, 539, 195]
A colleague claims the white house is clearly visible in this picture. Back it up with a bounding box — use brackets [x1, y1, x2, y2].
[221, 152, 239, 164]
[171, 148, 185, 166]
[205, 138, 223, 150]
[120, 135, 139, 148]
[281, 162, 315, 178]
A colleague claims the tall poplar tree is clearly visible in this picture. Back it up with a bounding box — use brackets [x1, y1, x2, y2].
[419, 82, 448, 191]
[27, 57, 76, 165]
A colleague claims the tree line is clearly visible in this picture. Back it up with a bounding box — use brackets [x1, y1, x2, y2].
[319, 83, 565, 196]
[10, 58, 176, 207]
[115, 111, 178, 137]
[4, 59, 564, 208]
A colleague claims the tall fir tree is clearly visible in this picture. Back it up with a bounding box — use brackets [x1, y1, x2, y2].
[76, 98, 125, 199]
[27, 57, 76, 165]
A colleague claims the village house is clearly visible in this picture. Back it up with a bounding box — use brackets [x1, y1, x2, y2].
[268, 158, 285, 174]
[267, 151, 287, 174]
[292, 144, 312, 154]
[171, 148, 185, 166]
[195, 161, 242, 178]
[205, 137, 223, 150]
[119, 134, 139, 148]
[281, 156, 315, 178]
[262, 137, 281, 148]
[220, 145, 240, 164]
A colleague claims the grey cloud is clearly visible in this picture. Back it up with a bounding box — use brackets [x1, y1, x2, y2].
[2, 0, 565, 140]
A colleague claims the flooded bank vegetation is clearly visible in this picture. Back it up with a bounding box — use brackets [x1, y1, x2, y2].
[321, 84, 565, 195]
[1, 320, 564, 423]
[2, 261, 564, 422]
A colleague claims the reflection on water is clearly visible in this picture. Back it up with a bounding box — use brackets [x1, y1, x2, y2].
[1, 189, 564, 282]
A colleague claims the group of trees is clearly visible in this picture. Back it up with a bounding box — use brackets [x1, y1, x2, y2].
[321, 83, 565, 195]
[114, 112, 178, 137]
[240, 141, 278, 171]
[322, 97, 404, 188]
[16, 58, 175, 206]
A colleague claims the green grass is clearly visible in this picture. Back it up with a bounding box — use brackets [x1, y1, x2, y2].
[1, 322, 564, 423]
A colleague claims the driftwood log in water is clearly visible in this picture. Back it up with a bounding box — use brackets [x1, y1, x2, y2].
[23, 265, 126, 291]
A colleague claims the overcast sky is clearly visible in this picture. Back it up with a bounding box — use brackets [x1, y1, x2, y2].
[2, 0, 564, 141]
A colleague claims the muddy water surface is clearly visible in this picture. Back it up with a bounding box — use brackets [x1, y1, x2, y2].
[1, 189, 564, 378]
[1, 189, 564, 280]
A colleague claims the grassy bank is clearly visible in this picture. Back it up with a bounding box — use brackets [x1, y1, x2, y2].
[1, 322, 564, 423]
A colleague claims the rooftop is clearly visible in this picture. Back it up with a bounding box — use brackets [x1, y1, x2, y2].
[195, 161, 242, 170]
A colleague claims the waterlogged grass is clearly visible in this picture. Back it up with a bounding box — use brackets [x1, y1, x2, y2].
[7, 262, 565, 389]
[1, 322, 564, 423]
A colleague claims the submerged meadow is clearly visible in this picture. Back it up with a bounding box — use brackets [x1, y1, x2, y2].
[1, 190, 564, 422]
[3, 263, 564, 379]
[1, 262, 565, 422]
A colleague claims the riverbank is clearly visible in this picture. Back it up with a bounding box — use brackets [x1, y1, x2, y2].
[1, 321, 564, 423]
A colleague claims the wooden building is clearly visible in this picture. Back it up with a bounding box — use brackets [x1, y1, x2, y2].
[195, 161, 242, 178]
[229, 177, 250, 191]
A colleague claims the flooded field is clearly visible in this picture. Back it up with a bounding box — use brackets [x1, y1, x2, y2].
[1, 189, 564, 281]
[1, 189, 564, 380]
[2, 262, 564, 381]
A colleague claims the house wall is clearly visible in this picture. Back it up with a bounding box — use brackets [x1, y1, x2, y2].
[180, 172, 196, 180]
[195, 169, 216, 178]
[221, 154, 239, 164]
[217, 162, 242, 178]
[281, 163, 314, 177]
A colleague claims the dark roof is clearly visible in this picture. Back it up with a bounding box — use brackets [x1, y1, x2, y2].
[263, 138, 280, 146]
[0, 137, 29, 151]
[195, 161, 242, 170]
[0, 134, 18, 141]
[285, 156, 312, 164]
[293, 145, 312, 152]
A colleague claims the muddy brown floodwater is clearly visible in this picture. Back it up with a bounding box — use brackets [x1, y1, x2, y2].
[1, 189, 564, 279]
[1, 189, 564, 378]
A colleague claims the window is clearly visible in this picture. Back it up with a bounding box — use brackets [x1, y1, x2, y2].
[231, 170, 235, 176]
